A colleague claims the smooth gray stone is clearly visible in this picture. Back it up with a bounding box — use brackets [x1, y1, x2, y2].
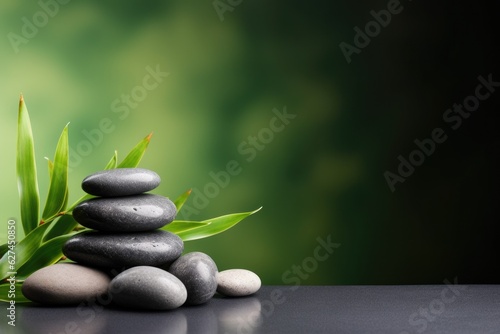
[21, 263, 110, 305]
[216, 269, 261, 297]
[82, 168, 161, 197]
[169, 252, 218, 305]
[73, 194, 176, 232]
[109, 266, 187, 310]
[63, 230, 183, 269]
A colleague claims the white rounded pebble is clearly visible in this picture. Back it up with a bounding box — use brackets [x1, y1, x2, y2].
[216, 269, 261, 297]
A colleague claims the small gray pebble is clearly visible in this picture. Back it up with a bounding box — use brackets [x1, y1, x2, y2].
[82, 168, 161, 197]
[73, 194, 176, 232]
[109, 266, 187, 310]
[217, 269, 261, 297]
[169, 252, 218, 305]
[63, 230, 183, 269]
[22, 263, 110, 305]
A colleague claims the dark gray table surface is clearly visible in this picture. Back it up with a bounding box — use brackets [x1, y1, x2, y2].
[1, 285, 500, 333]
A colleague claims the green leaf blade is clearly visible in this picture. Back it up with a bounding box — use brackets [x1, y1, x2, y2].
[173, 189, 192, 213]
[0, 243, 8, 258]
[177, 207, 262, 241]
[16, 95, 40, 235]
[42, 124, 69, 222]
[16, 232, 78, 280]
[162, 220, 210, 234]
[46, 157, 54, 179]
[0, 221, 53, 280]
[104, 150, 118, 169]
[117, 133, 152, 168]
[0, 283, 30, 303]
[42, 214, 78, 243]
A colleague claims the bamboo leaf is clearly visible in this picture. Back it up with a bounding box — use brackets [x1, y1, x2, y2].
[105, 150, 118, 169]
[162, 220, 210, 234]
[61, 188, 69, 216]
[46, 157, 54, 179]
[42, 214, 78, 243]
[64, 195, 90, 215]
[0, 221, 53, 280]
[117, 133, 152, 168]
[0, 243, 8, 258]
[0, 283, 30, 303]
[173, 189, 192, 213]
[16, 232, 79, 280]
[17, 95, 40, 235]
[42, 124, 69, 222]
[45, 157, 69, 222]
[177, 207, 262, 241]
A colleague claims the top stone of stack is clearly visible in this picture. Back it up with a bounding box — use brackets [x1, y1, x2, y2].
[82, 168, 161, 197]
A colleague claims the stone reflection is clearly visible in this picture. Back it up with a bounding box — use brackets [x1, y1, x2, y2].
[181, 302, 219, 334]
[19, 303, 189, 334]
[103, 308, 187, 334]
[16, 296, 262, 334]
[216, 296, 263, 333]
[19, 304, 106, 334]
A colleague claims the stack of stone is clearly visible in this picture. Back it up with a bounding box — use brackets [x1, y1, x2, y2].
[22, 168, 261, 310]
[63, 168, 183, 271]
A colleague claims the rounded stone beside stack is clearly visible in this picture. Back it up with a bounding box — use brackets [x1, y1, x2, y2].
[217, 269, 261, 297]
[82, 168, 161, 197]
[21, 263, 110, 305]
[169, 252, 218, 305]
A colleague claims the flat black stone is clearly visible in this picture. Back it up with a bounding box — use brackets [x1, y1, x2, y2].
[168, 252, 218, 305]
[63, 230, 183, 269]
[82, 168, 161, 197]
[73, 194, 176, 232]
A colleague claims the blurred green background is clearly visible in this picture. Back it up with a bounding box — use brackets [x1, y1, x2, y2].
[1, 1, 499, 284]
